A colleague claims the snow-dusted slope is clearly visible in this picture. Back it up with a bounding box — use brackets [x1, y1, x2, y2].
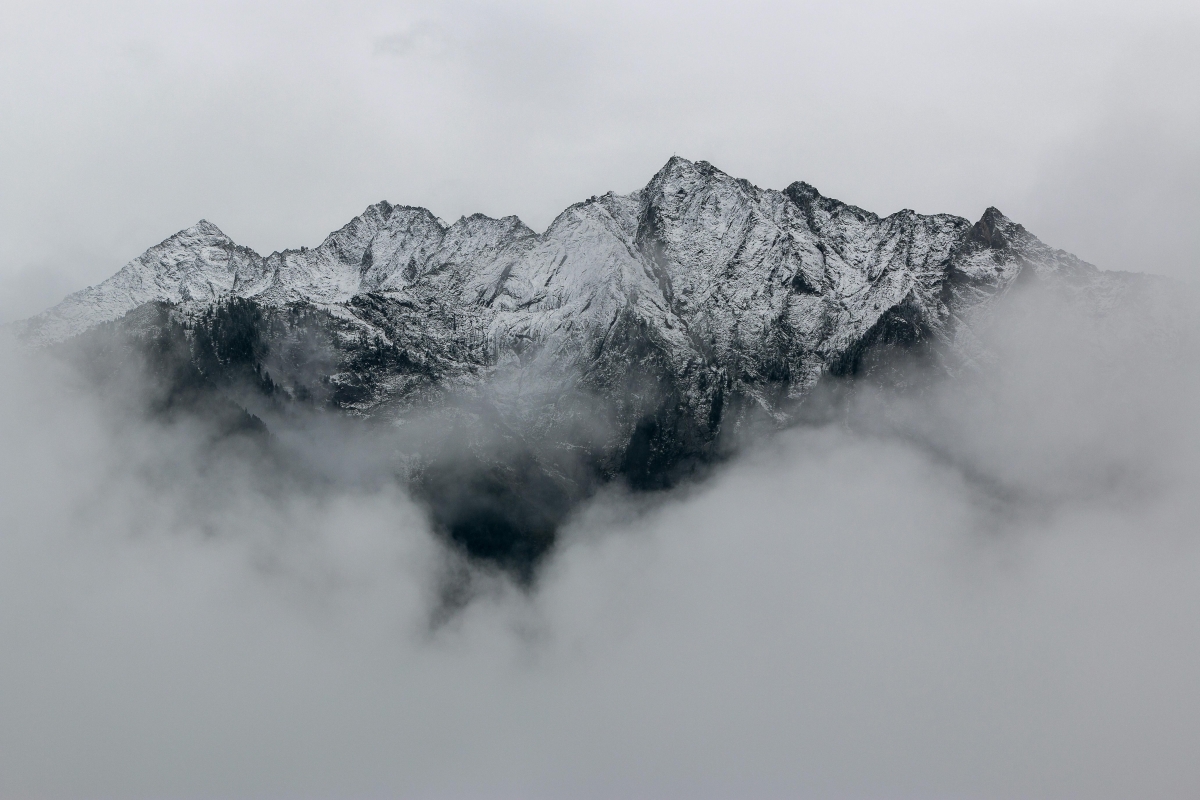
[18, 221, 269, 343]
[19, 156, 1143, 410]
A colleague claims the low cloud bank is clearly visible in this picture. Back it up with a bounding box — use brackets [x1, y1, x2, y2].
[1, 282, 1198, 799]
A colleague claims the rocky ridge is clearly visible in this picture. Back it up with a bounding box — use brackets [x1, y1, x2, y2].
[15, 157, 1156, 573]
[21, 158, 1137, 398]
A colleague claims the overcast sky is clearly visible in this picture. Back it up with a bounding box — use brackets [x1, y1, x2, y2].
[2, 0, 1198, 321]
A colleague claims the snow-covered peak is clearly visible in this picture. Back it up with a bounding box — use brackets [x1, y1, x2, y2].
[17, 158, 1128, 371]
[16, 219, 265, 343]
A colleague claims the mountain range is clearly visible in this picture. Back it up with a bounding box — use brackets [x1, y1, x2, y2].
[14, 157, 1159, 576]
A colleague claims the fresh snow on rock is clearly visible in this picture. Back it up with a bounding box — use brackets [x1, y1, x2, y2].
[18, 157, 1149, 411]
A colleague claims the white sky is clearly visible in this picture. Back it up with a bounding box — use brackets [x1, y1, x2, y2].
[1, 0, 1198, 321]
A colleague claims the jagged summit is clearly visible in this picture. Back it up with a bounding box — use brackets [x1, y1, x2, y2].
[967, 207, 1014, 248]
[18, 155, 1120, 366]
[188, 219, 228, 236]
[17, 154, 1144, 442]
[19, 157, 1141, 421]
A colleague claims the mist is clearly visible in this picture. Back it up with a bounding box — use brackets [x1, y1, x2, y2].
[1, 265, 1198, 799]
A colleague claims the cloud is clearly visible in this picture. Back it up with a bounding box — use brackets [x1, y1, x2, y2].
[1, 273, 1198, 797]
[374, 21, 450, 59]
[1024, 25, 1200, 280]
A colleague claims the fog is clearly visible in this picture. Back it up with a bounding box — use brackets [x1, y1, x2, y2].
[1, 273, 1198, 799]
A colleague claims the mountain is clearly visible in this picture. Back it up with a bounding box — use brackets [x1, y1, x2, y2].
[14, 157, 1157, 576]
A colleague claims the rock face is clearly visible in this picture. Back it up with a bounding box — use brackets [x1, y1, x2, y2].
[16, 157, 1153, 574]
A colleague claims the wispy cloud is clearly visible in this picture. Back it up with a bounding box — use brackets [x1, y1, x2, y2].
[0, 273, 1197, 797]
